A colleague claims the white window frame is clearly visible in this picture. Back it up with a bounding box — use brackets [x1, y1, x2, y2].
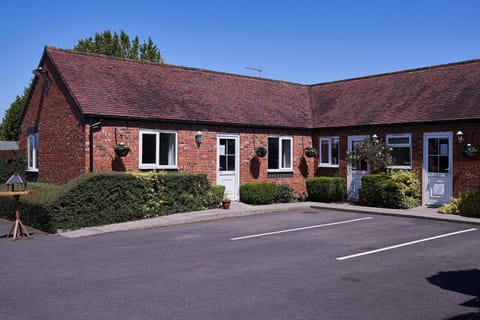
[267, 136, 293, 172]
[139, 129, 178, 169]
[319, 137, 340, 168]
[27, 132, 39, 172]
[386, 133, 412, 169]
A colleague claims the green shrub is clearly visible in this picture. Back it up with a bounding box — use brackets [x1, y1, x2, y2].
[457, 191, 480, 217]
[0, 172, 223, 233]
[440, 191, 480, 217]
[240, 182, 278, 204]
[439, 198, 461, 215]
[361, 170, 420, 209]
[0, 155, 26, 182]
[306, 177, 345, 202]
[208, 185, 225, 208]
[137, 172, 220, 217]
[276, 183, 296, 203]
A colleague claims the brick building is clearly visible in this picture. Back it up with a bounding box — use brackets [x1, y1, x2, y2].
[19, 46, 480, 205]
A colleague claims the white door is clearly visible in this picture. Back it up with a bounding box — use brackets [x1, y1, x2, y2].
[347, 136, 369, 201]
[217, 134, 240, 200]
[423, 132, 453, 206]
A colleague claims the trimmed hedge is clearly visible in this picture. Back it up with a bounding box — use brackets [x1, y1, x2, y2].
[240, 182, 278, 204]
[0, 172, 224, 233]
[361, 170, 420, 209]
[306, 177, 346, 202]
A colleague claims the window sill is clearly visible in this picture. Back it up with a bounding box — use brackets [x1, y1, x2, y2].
[387, 166, 412, 170]
[139, 165, 178, 170]
[318, 164, 339, 168]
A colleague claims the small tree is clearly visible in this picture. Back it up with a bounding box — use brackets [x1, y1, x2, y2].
[346, 136, 392, 173]
[0, 86, 30, 141]
[74, 30, 164, 63]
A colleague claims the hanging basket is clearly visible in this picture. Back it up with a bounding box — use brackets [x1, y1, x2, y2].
[462, 145, 478, 157]
[255, 146, 268, 158]
[114, 143, 131, 157]
[304, 147, 318, 158]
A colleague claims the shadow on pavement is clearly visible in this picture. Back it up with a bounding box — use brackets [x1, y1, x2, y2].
[427, 269, 480, 320]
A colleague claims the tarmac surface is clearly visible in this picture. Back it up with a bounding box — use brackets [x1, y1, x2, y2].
[53, 201, 480, 238]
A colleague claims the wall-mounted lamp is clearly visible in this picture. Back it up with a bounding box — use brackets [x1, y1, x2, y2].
[372, 134, 379, 143]
[194, 131, 202, 146]
[32, 67, 51, 96]
[456, 130, 464, 143]
[32, 67, 47, 77]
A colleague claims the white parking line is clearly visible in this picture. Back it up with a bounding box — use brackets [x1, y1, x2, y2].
[230, 217, 373, 241]
[336, 228, 478, 261]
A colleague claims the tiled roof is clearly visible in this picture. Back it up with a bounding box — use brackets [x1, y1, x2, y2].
[43, 47, 480, 129]
[45, 47, 313, 129]
[310, 60, 480, 128]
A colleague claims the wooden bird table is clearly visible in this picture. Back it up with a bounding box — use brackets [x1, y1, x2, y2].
[0, 190, 36, 240]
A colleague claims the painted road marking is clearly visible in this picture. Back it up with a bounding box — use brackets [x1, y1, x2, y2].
[230, 217, 373, 241]
[336, 228, 478, 261]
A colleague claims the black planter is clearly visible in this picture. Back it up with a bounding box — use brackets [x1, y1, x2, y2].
[114, 144, 131, 157]
[255, 146, 267, 158]
[304, 147, 318, 158]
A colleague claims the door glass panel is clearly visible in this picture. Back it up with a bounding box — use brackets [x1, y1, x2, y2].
[351, 140, 368, 171]
[427, 138, 450, 173]
[219, 138, 235, 172]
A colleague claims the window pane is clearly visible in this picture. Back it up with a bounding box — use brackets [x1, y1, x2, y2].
[159, 133, 176, 166]
[331, 139, 339, 165]
[281, 139, 291, 168]
[388, 137, 409, 144]
[321, 139, 329, 163]
[227, 155, 235, 171]
[390, 147, 411, 166]
[268, 138, 279, 169]
[439, 156, 449, 172]
[142, 133, 157, 164]
[227, 139, 235, 155]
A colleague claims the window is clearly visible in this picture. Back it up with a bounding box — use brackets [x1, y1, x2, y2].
[27, 132, 39, 171]
[268, 136, 292, 171]
[319, 137, 339, 167]
[139, 130, 177, 169]
[387, 134, 412, 169]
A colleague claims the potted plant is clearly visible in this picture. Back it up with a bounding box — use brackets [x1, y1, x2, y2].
[254, 146, 267, 158]
[304, 147, 318, 158]
[221, 194, 231, 209]
[114, 142, 131, 157]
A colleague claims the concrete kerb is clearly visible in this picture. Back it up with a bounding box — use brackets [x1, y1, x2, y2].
[310, 203, 480, 226]
[58, 202, 315, 238]
[58, 201, 480, 239]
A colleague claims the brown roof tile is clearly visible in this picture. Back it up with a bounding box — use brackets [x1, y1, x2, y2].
[43, 47, 480, 130]
[310, 60, 480, 128]
[45, 47, 313, 129]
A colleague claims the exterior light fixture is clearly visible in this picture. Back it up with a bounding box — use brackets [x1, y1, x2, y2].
[32, 67, 51, 96]
[195, 131, 202, 146]
[32, 67, 47, 77]
[456, 130, 464, 143]
[372, 134, 379, 143]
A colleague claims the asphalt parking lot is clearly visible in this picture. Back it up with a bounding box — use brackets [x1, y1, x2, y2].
[1, 208, 480, 320]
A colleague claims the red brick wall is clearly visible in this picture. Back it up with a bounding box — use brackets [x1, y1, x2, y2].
[89, 121, 314, 195]
[19, 63, 86, 184]
[313, 121, 480, 200]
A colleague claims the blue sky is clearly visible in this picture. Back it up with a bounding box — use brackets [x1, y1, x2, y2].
[1, 0, 480, 121]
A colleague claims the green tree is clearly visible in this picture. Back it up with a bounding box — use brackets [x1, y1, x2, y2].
[346, 136, 393, 173]
[74, 30, 163, 63]
[0, 86, 30, 141]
